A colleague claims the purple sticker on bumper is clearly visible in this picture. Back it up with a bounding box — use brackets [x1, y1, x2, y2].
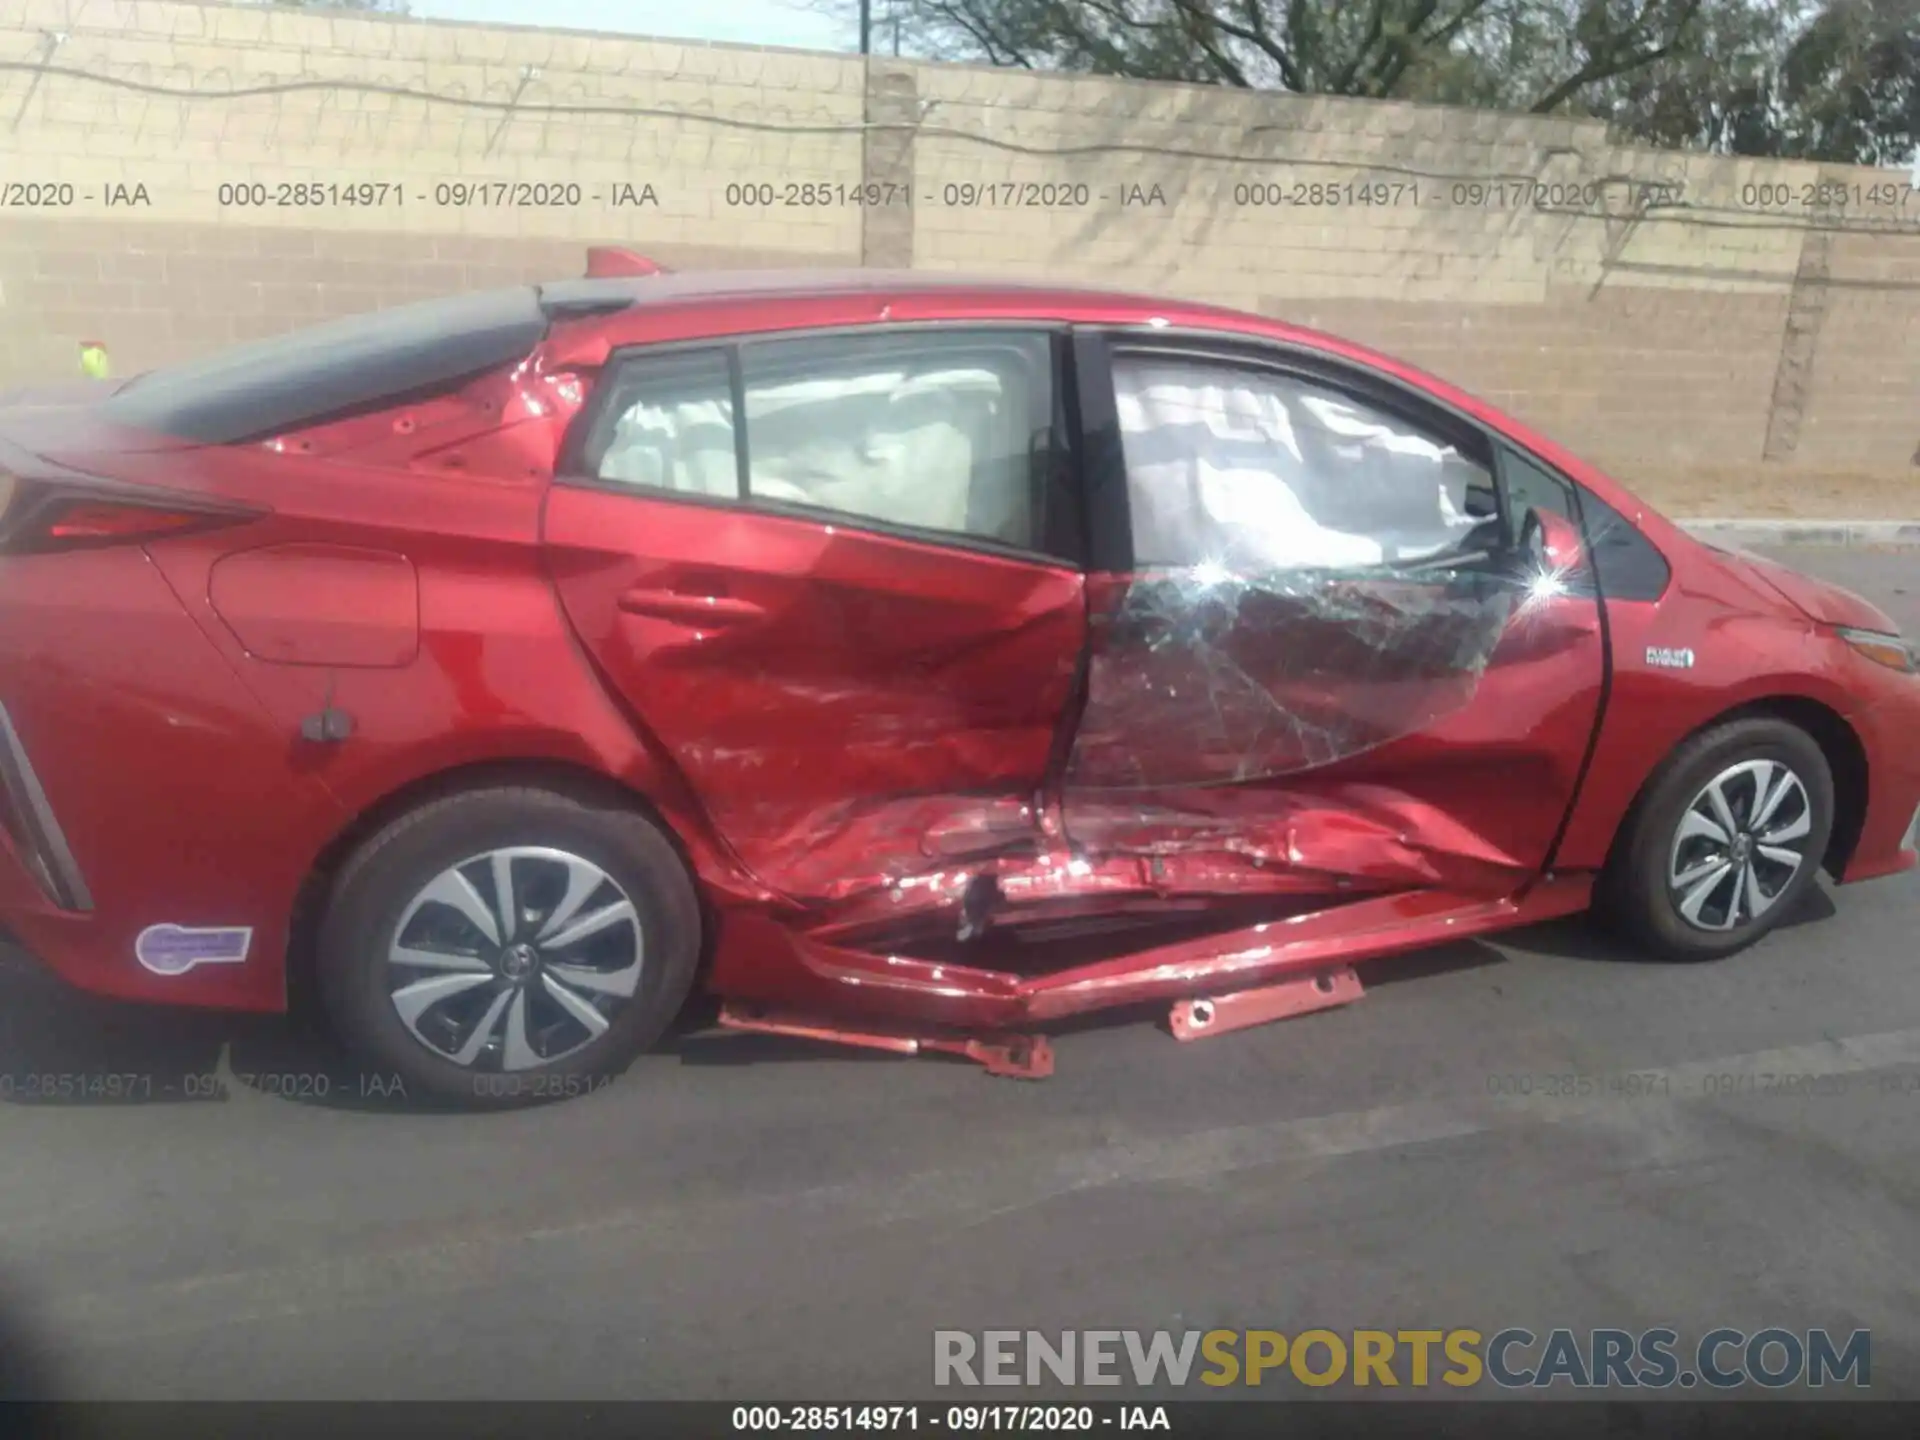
[135, 924, 254, 976]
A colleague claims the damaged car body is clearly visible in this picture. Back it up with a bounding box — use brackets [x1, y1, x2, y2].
[1, 256, 1916, 1105]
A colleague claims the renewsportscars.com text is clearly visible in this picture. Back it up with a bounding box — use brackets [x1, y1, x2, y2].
[933, 1328, 1871, 1390]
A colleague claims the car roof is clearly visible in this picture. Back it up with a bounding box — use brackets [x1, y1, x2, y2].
[534, 269, 1235, 325]
[91, 271, 1275, 448]
[531, 267, 1526, 448]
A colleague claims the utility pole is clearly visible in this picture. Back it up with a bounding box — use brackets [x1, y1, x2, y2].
[859, 0, 871, 55]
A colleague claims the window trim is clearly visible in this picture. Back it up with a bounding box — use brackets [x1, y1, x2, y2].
[1080, 327, 1511, 575]
[553, 321, 1088, 570]
[725, 346, 750, 501]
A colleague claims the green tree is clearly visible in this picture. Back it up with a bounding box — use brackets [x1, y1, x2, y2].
[1770, 0, 1919, 164]
[1562, 0, 1917, 161]
[825, 0, 1919, 163]
[1508, 0, 1805, 150]
[828, 0, 1713, 107]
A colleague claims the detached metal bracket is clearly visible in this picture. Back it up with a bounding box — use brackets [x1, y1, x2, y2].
[1170, 965, 1364, 1041]
[717, 1002, 1054, 1079]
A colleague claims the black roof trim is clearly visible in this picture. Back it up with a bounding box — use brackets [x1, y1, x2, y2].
[536, 281, 642, 321]
[101, 287, 550, 446]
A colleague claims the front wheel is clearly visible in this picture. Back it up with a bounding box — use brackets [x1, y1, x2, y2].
[1601, 717, 1834, 961]
[316, 785, 702, 1107]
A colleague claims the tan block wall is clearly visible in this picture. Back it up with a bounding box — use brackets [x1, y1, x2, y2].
[1, 0, 1916, 514]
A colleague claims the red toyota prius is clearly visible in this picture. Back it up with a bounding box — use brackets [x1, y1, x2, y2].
[1, 258, 1915, 1105]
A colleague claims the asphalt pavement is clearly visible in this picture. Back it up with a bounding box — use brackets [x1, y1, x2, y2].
[0, 547, 1915, 1403]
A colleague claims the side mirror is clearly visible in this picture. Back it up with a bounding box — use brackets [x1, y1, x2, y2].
[1521, 506, 1588, 577]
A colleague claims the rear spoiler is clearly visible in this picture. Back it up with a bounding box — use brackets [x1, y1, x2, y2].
[583, 247, 669, 278]
[535, 248, 673, 321]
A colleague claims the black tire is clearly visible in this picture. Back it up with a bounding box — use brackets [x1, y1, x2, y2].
[316, 785, 701, 1108]
[1600, 716, 1834, 961]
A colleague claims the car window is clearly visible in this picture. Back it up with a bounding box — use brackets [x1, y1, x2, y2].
[739, 331, 1053, 549]
[1575, 489, 1672, 602]
[576, 349, 741, 497]
[1111, 354, 1501, 572]
[575, 331, 1056, 553]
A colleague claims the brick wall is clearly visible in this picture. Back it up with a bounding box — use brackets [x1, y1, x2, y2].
[1, 0, 1916, 515]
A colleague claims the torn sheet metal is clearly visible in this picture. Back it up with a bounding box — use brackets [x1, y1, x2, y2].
[756, 874, 1598, 1030]
[1055, 787, 1532, 894]
[1170, 964, 1364, 1040]
[717, 1000, 1053, 1078]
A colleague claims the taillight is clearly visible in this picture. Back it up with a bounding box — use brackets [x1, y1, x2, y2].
[42, 500, 219, 542]
[0, 485, 260, 554]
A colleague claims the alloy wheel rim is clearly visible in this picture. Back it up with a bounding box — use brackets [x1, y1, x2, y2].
[385, 847, 644, 1070]
[1666, 759, 1813, 933]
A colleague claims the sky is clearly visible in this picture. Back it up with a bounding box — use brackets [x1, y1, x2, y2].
[404, 0, 857, 51]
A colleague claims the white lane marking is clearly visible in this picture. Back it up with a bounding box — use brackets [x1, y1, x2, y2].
[27, 1025, 1920, 1340]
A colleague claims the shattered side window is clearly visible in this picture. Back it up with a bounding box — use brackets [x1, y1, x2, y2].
[1065, 355, 1520, 789]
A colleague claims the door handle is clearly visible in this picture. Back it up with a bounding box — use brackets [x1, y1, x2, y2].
[617, 587, 766, 626]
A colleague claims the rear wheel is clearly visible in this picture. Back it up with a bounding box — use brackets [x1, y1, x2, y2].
[316, 785, 701, 1107]
[1601, 717, 1834, 961]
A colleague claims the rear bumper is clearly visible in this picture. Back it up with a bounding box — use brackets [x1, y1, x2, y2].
[0, 543, 346, 1013]
[0, 700, 92, 913]
[0, 828, 56, 926]
[0, 710, 108, 1005]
